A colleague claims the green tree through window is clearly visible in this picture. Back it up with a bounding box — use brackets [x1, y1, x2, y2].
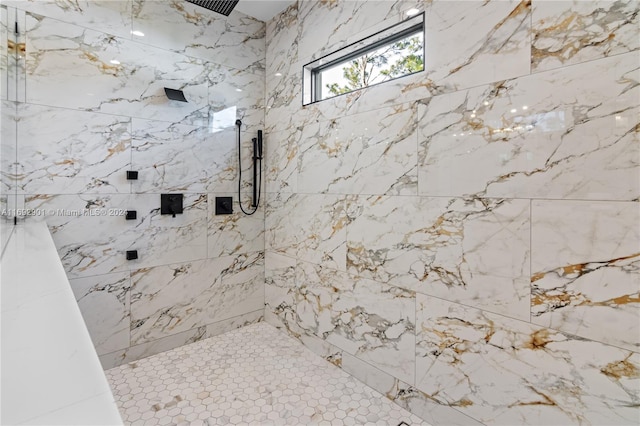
[324, 33, 424, 97]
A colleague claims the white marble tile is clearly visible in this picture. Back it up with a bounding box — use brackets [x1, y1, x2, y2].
[417, 295, 640, 425]
[24, 194, 137, 279]
[130, 257, 232, 345]
[7, 0, 132, 40]
[264, 250, 298, 335]
[207, 62, 265, 133]
[341, 352, 482, 426]
[297, 0, 422, 64]
[25, 13, 209, 125]
[129, 193, 208, 270]
[294, 260, 415, 384]
[266, 193, 347, 271]
[106, 323, 428, 425]
[2, 6, 25, 102]
[1, 5, 8, 100]
[131, 118, 232, 193]
[265, 1, 298, 76]
[532, 0, 640, 72]
[347, 196, 531, 319]
[416, 295, 640, 425]
[207, 192, 264, 258]
[100, 324, 207, 370]
[1, 100, 17, 195]
[531, 200, 640, 352]
[100, 310, 263, 370]
[132, 0, 265, 71]
[130, 252, 263, 345]
[297, 102, 418, 196]
[24, 193, 207, 278]
[17, 103, 131, 194]
[417, 52, 640, 200]
[265, 127, 299, 193]
[424, 0, 531, 92]
[204, 308, 263, 340]
[70, 272, 130, 356]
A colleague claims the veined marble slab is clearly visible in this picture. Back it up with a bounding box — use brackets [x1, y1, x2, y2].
[265, 127, 299, 194]
[5, 0, 132, 40]
[24, 193, 207, 278]
[266, 193, 347, 271]
[25, 12, 210, 125]
[132, 0, 265, 71]
[416, 295, 640, 425]
[346, 195, 531, 320]
[531, 200, 639, 352]
[207, 192, 264, 258]
[532, 0, 640, 72]
[295, 260, 416, 384]
[417, 52, 639, 200]
[1, 100, 17, 194]
[70, 271, 131, 356]
[130, 252, 264, 345]
[100, 309, 263, 370]
[16, 103, 131, 195]
[1, 5, 8, 101]
[297, 102, 418, 196]
[131, 118, 233, 193]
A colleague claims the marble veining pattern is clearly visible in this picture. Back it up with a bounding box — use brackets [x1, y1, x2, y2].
[26, 12, 210, 125]
[130, 252, 263, 345]
[416, 295, 640, 425]
[531, 200, 640, 352]
[132, 0, 265, 72]
[417, 51, 639, 200]
[131, 118, 232, 193]
[106, 322, 428, 425]
[295, 260, 416, 384]
[16, 103, 131, 195]
[346, 195, 531, 320]
[297, 103, 418, 196]
[69, 271, 131, 356]
[266, 193, 347, 272]
[532, 0, 640, 72]
[207, 193, 264, 259]
[100, 310, 263, 371]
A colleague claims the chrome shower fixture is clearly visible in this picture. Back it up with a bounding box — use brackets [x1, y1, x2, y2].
[186, 0, 240, 16]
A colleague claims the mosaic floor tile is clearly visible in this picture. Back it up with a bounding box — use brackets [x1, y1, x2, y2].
[106, 322, 428, 426]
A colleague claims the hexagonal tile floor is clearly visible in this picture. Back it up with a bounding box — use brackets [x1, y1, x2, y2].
[105, 322, 429, 425]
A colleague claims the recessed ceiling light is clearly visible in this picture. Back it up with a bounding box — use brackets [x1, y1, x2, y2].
[510, 108, 517, 113]
[110, 59, 121, 65]
[522, 105, 528, 110]
[406, 8, 420, 16]
[131, 30, 144, 37]
[235, 88, 243, 92]
[274, 72, 282, 77]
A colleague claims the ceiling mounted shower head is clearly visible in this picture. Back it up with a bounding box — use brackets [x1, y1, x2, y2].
[186, 0, 240, 16]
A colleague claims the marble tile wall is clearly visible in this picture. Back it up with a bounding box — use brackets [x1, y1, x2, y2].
[0, 0, 266, 367]
[264, 1, 639, 425]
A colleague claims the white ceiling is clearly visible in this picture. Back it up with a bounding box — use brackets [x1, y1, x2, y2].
[235, 0, 296, 22]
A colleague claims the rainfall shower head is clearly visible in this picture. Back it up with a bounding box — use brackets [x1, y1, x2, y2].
[186, 0, 240, 16]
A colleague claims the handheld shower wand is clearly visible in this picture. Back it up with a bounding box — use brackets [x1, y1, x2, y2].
[236, 120, 262, 215]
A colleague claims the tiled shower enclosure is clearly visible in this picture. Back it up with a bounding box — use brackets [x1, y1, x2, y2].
[1, 0, 638, 425]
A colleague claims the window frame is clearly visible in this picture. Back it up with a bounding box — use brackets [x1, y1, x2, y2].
[302, 12, 425, 106]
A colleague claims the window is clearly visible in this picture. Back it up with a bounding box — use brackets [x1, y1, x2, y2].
[303, 12, 424, 105]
